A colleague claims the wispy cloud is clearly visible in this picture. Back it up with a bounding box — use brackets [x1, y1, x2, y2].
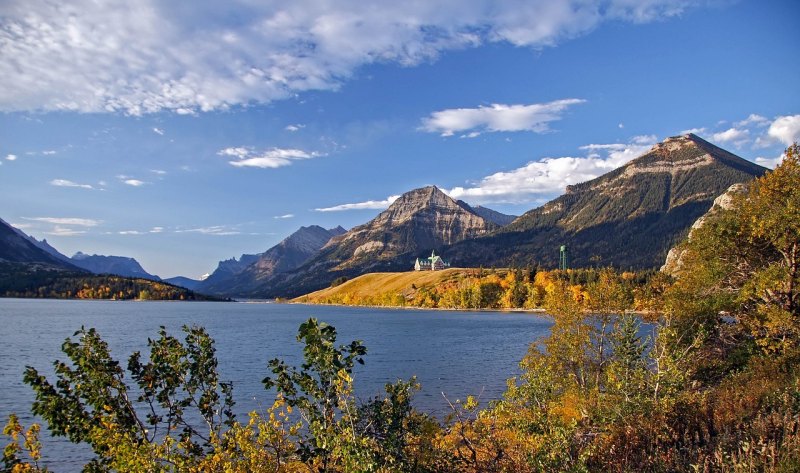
[735, 114, 768, 128]
[420, 99, 585, 137]
[0, 1, 699, 115]
[680, 127, 707, 135]
[152, 127, 165, 135]
[149, 226, 164, 233]
[50, 178, 94, 189]
[315, 195, 401, 212]
[6, 154, 17, 161]
[175, 225, 241, 236]
[119, 230, 145, 235]
[285, 124, 305, 132]
[274, 214, 295, 219]
[23, 217, 101, 226]
[45, 226, 87, 236]
[446, 135, 658, 204]
[220, 147, 324, 169]
[117, 175, 149, 186]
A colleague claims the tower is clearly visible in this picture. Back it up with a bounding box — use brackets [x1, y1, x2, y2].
[559, 245, 569, 270]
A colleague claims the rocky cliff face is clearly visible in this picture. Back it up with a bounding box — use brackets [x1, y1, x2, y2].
[661, 182, 747, 275]
[259, 186, 496, 297]
[198, 225, 346, 296]
[328, 186, 495, 265]
[446, 134, 767, 269]
[70, 252, 160, 280]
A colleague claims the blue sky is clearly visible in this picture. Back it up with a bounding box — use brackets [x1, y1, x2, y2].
[1, 0, 798, 279]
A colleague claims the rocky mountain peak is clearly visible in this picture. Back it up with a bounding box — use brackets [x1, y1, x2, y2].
[372, 186, 471, 226]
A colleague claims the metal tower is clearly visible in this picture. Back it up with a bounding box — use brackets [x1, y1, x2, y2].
[559, 245, 569, 270]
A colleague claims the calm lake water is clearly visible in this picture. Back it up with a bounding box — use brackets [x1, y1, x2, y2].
[0, 298, 552, 471]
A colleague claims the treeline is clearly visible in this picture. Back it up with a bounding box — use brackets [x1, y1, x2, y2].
[0, 265, 219, 301]
[4, 145, 799, 471]
[304, 267, 666, 314]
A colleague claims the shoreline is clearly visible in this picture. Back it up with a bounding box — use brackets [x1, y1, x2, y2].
[287, 300, 549, 314]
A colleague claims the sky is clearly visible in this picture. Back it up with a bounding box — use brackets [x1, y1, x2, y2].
[1, 0, 798, 279]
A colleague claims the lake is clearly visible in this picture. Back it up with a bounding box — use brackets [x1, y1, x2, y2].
[0, 298, 552, 470]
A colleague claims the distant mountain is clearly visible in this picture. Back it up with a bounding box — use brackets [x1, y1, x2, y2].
[0, 218, 77, 269]
[70, 252, 161, 280]
[198, 225, 347, 296]
[467, 205, 517, 226]
[262, 186, 498, 298]
[445, 134, 767, 270]
[163, 276, 204, 291]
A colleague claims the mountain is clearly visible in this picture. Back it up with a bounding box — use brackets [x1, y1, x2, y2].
[70, 252, 161, 280]
[198, 225, 347, 296]
[0, 218, 77, 269]
[163, 276, 204, 291]
[445, 133, 767, 270]
[261, 186, 498, 298]
[467, 205, 517, 226]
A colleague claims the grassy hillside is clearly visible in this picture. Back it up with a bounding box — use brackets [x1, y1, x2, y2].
[294, 267, 658, 312]
[294, 268, 478, 304]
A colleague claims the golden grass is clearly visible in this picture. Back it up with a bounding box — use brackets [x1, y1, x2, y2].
[293, 268, 482, 303]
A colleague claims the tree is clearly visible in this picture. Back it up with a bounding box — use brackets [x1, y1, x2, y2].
[22, 326, 235, 470]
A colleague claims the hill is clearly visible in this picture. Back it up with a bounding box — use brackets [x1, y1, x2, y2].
[295, 268, 476, 304]
[261, 186, 497, 298]
[444, 134, 767, 270]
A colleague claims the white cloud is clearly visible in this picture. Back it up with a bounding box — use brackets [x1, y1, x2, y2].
[119, 230, 144, 235]
[755, 153, 785, 169]
[45, 226, 87, 236]
[149, 226, 164, 233]
[447, 135, 657, 204]
[711, 127, 750, 147]
[152, 127, 164, 135]
[23, 217, 100, 226]
[0, 1, 698, 115]
[736, 114, 768, 127]
[315, 195, 401, 212]
[220, 147, 323, 169]
[42, 150, 57, 155]
[123, 179, 147, 186]
[285, 124, 305, 132]
[150, 169, 167, 175]
[274, 214, 295, 219]
[420, 99, 585, 136]
[176, 225, 241, 236]
[767, 115, 800, 146]
[6, 154, 17, 161]
[679, 127, 707, 136]
[50, 178, 94, 189]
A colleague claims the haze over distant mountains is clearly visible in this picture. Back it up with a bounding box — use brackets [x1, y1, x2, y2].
[0, 134, 770, 300]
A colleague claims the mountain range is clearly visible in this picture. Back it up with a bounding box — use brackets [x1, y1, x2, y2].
[0, 134, 768, 300]
[252, 134, 766, 297]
